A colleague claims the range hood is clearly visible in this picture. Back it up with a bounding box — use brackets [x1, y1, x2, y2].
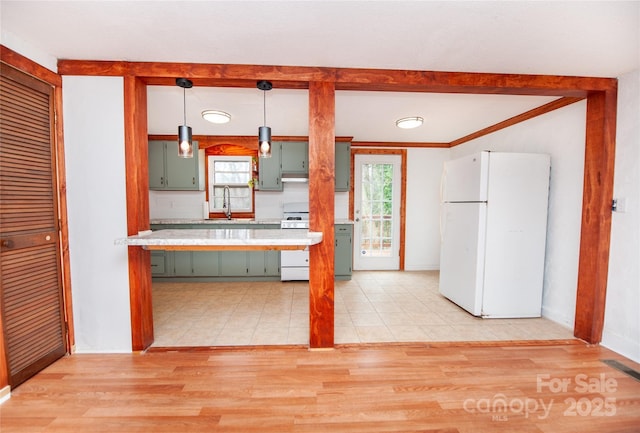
[281, 173, 309, 183]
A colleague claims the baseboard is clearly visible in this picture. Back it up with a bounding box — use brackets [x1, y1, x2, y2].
[0, 385, 11, 404]
[602, 330, 640, 364]
[541, 305, 574, 329]
[402, 265, 440, 271]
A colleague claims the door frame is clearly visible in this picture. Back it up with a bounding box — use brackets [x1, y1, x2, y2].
[349, 148, 407, 271]
[353, 153, 402, 270]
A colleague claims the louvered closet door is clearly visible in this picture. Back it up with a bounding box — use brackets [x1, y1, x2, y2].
[0, 63, 66, 387]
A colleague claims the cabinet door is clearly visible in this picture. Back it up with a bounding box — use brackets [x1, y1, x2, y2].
[264, 251, 280, 276]
[281, 141, 308, 174]
[335, 142, 351, 192]
[173, 251, 192, 276]
[192, 251, 219, 276]
[247, 251, 265, 276]
[148, 140, 166, 189]
[165, 140, 199, 190]
[150, 251, 166, 276]
[219, 251, 248, 276]
[335, 225, 353, 277]
[258, 142, 282, 190]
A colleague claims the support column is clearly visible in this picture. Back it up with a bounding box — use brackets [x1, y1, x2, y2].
[574, 87, 618, 343]
[124, 76, 154, 351]
[308, 81, 335, 348]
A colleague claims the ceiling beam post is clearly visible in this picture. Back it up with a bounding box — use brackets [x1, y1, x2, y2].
[308, 81, 336, 348]
[574, 87, 618, 344]
[124, 76, 154, 351]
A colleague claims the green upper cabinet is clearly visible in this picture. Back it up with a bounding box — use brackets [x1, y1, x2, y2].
[149, 140, 200, 190]
[258, 141, 350, 192]
[335, 141, 351, 192]
[280, 141, 308, 174]
[258, 141, 282, 191]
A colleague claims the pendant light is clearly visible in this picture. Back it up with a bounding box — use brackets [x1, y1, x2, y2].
[176, 78, 193, 158]
[257, 80, 273, 158]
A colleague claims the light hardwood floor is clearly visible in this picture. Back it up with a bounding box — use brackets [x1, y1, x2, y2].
[152, 271, 574, 347]
[1, 342, 639, 432]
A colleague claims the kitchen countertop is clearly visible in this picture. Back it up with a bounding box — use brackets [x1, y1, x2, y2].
[150, 218, 354, 225]
[150, 218, 282, 225]
[116, 228, 323, 251]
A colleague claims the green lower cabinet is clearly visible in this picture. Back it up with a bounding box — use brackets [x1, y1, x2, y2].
[173, 251, 192, 276]
[150, 223, 350, 281]
[192, 251, 219, 276]
[169, 251, 220, 276]
[219, 251, 248, 276]
[335, 224, 353, 280]
[150, 251, 166, 276]
[265, 251, 280, 276]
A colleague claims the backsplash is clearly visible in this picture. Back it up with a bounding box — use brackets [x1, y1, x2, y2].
[149, 183, 349, 220]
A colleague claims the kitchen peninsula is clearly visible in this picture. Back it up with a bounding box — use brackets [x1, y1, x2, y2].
[116, 228, 322, 251]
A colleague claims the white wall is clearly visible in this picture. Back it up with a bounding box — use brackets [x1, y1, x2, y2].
[63, 76, 132, 353]
[404, 148, 450, 270]
[0, 30, 58, 72]
[603, 69, 640, 362]
[451, 101, 587, 331]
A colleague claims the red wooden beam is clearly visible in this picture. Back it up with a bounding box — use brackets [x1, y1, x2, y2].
[308, 81, 336, 349]
[574, 88, 618, 343]
[124, 76, 154, 351]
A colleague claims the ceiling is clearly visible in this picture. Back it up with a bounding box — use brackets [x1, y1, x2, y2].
[2, 1, 638, 143]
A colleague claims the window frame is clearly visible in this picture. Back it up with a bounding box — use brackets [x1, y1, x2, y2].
[206, 155, 255, 219]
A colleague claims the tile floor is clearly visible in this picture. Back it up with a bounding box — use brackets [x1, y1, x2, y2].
[151, 270, 574, 347]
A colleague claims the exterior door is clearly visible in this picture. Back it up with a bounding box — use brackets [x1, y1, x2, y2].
[353, 154, 401, 270]
[0, 63, 67, 387]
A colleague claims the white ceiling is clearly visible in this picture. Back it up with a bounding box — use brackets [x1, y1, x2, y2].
[2, 1, 638, 142]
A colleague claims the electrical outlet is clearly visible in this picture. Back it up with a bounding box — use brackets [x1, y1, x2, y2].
[612, 197, 628, 213]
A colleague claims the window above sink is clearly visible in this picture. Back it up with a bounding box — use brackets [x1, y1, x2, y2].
[207, 155, 254, 218]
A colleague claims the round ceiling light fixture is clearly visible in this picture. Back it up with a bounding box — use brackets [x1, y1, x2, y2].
[395, 116, 424, 129]
[201, 110, 231, 124]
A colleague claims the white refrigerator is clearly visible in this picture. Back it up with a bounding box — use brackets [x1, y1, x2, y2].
[439, 151, 551, 318]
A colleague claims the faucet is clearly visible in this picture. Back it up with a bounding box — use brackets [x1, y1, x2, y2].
[223, 185, 232, 220]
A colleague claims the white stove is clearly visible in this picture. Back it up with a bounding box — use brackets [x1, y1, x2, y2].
[280, 202, 309, 229]
[281, 203, 309, 281]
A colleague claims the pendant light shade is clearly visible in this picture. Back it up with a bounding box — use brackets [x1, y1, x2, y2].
[176, 78, 194, 158]
[258, 125, 271, 158]
[257, 80, 273, 158]
[178, 125, 193, 158]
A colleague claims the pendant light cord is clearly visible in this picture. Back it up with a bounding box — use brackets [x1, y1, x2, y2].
[183, 87, 187, 126]
[263, 90, 266, 126]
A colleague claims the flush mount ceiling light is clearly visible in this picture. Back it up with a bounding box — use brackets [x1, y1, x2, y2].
[176, 78, 193, 158]
[201, 110, 231, 124]
[257, 80, 273, 159]
[395, 116, 424, 129]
